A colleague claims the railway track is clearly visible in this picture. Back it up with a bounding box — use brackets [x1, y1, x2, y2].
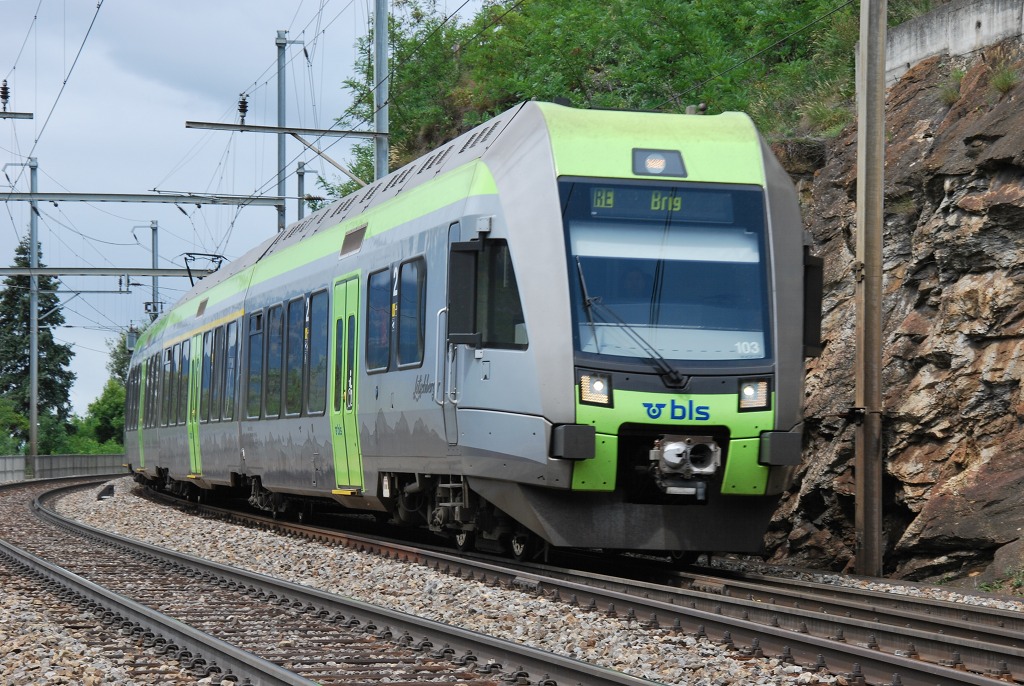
[134, 484, 1024, 686]
[0, 477, 656, 686]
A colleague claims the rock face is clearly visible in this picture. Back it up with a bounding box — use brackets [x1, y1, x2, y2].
[768, 40, 1024, 584]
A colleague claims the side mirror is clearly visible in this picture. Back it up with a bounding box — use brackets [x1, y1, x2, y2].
[448, 242, 481, 347]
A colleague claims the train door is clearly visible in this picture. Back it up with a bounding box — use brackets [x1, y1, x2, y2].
[330, 277, 363, 491]
[186, 332, 203, 476]
[137, 357, 147, 469]
[439, 222, 460, 445]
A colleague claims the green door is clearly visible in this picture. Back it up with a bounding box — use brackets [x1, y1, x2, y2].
[330, 277, 362, 493]
[137, 358, 147, 470]
[187, 332, 203, 476]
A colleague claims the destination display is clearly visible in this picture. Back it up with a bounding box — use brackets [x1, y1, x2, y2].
[589, 186, 734, 224]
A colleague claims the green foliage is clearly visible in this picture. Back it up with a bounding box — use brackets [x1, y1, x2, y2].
[939, 68, 965, 105]
[85, 378, 126, 446]
[990, 63, 1019, 95]
[106, 329, 140, 386]
[0, 395, 27, 455]
[313, 0, 873, 198]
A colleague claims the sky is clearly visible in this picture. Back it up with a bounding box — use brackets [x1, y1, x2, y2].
[0, 0, 479, 415]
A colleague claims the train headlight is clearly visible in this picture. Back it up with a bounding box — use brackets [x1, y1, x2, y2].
[579, 371, 613, 407]
[738, 379, 771, 411]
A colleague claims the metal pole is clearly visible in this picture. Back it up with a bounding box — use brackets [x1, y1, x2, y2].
[28, 158, 38, 469]
[150, 220, 159, 321]
[373, 0, 389, 180]
[854, 0, 886, 577]
[297, 161, 305, 221]
[276, 30, 288, 232]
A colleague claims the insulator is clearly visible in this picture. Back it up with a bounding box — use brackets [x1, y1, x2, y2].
[0, 80, 9, 111]
[238, 93, 248, 123]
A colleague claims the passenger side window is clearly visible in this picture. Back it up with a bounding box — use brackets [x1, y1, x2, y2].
[307, 290, 328, 414]
[200, 330, 213, 423]
[178, 340, 190, 425]
[397, 259, 425, 367]
[211, 326, 225, 422]
[247, 312, 263, 419]
[285, 298, 305, 416]
[366, 269, 391, 371]
[265, 305, 284, 417]
[223, 321, 238, 421]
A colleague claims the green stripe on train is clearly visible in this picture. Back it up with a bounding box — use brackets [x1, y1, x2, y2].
[136, 160, 498, 352]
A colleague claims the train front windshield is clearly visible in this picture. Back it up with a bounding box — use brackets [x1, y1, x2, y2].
[560, 180, 772, 364]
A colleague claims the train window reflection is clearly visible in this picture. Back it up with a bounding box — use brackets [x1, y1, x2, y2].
[561, 180, 770, 363]
[246, 313, 263, 419]
[397, 259, 425, 367]
[265, 305, 283, 417]
[366, 269, 391, 371]
[223, 321, 238, 421]
[307, 290, 328, 414]
[285, 297, 305, 416]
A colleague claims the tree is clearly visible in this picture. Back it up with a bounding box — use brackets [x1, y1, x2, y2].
[0, 236, 76, 446]
[0, 396, 27, 455]
[66, 378, 126, 454]
[106, 328, 142, 386]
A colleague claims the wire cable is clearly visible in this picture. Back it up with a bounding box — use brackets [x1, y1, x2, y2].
[7, 1, 105, 189]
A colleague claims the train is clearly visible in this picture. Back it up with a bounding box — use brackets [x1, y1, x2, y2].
[125, 101, 823, 561]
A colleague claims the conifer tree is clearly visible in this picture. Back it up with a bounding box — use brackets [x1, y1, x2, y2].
[0, 237, 75, 444]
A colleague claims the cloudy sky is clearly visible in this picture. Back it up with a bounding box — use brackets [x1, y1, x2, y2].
[1, 0, 475, 414]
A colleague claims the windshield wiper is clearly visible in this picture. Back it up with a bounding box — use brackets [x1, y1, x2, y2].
[587, 297, 690, 389]
[575, 258, 689, 390]
[575, 257, 601, 354]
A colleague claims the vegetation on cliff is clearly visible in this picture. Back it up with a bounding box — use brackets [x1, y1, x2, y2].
[318, 0, 945, 197]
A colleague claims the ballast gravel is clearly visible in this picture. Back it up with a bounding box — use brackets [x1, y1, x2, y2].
[9, 477, 1014, 685]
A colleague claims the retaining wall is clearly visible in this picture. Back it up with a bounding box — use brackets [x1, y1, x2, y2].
[887, 0, 1024, 83]
[0, 454, 126, 482]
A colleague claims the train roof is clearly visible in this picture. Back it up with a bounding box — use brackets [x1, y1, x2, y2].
[138, 102, 768, 351]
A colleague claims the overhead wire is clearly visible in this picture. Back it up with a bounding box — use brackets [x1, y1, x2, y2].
[6, 0, 105, 191]
[2, 0, 44, 81]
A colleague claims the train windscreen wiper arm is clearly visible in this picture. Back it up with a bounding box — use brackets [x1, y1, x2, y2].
[584, 291, 690, 391]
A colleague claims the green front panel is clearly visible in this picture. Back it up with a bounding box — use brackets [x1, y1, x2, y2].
[721, 438, 768, 495]
[574, 388, 775, 494]
[572, 433, 617, 491]
[187, 333, 203, 475]
[330, 276, 363, 491]
[137, 359, 147, 469]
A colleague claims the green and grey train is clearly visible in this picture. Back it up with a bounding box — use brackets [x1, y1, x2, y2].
[125, 101, 822, 559]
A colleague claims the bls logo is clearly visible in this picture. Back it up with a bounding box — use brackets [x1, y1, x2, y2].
[643, 399, 711, 421]
[643, 403, 667, 419]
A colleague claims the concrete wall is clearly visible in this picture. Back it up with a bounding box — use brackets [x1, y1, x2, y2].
[887, 0, 1024, 83]
[0, 455, 25, 483]
[0, 454, 126, 482]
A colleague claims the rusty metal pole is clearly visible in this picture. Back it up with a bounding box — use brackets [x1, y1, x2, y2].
[855, 0, 887, 577]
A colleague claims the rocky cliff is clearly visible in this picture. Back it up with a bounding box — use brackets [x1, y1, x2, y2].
[769, 39, 1024, 586]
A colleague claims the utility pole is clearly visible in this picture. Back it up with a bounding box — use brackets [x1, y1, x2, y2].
[855, 0, 887, 577]
[136, 221, 160, 320]
[277, 30, 288, 233]
[297, 161, 305, 221]
[3, 157, 39, 468]
[29, 158, 38, 471]
[374, 0, 390, 180]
